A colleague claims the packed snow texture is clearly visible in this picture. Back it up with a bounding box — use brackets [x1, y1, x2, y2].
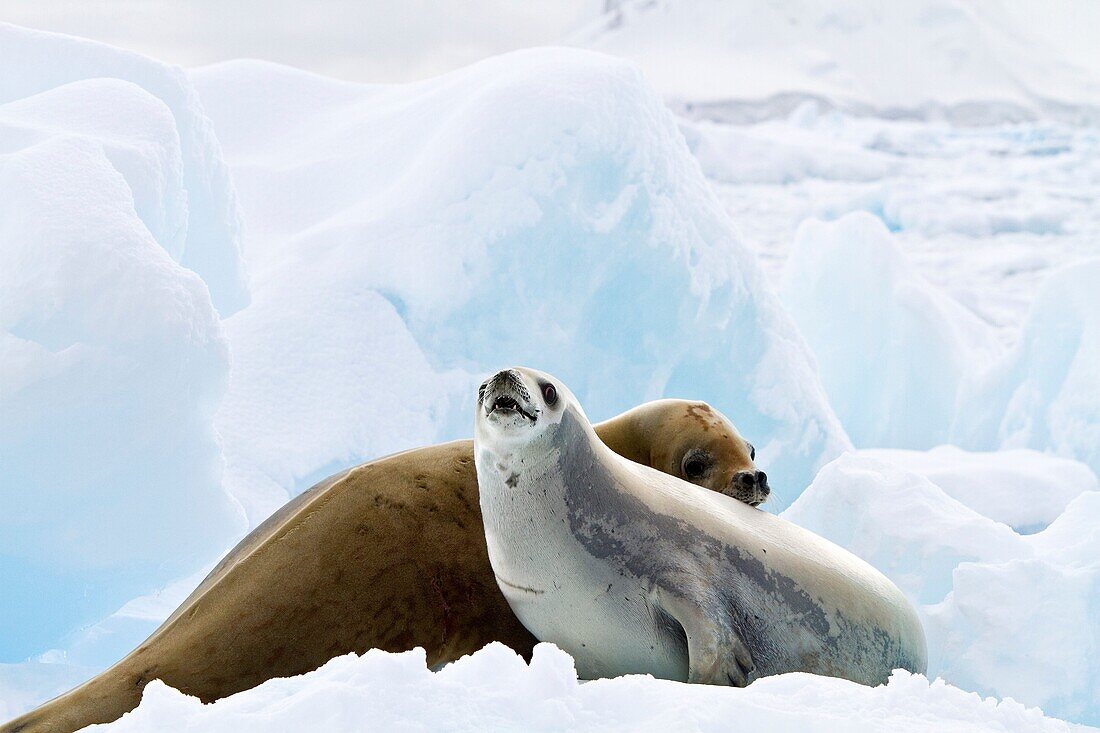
[0, 23, 248, 314]
[784, 453, 1100, 725]
[88, 643, 1081, 733]
[190, 51, 849, 527]
[0, 27, 246, 661]
[781, 212, 1003, 449]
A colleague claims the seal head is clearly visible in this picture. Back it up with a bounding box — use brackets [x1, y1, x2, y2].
[649, 400, 768, 506]
[476, 367, 579, 497]
[477, 370, 769, 504]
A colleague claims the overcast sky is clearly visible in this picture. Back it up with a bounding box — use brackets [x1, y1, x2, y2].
[0, 1, 604, 82]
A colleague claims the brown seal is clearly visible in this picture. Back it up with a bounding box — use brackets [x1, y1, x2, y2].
[3, 400, 766, 733]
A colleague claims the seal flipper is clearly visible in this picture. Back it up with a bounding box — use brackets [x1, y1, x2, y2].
[656, 588, 755, 687]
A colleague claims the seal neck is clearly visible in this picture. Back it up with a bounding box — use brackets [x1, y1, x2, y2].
[554, 407, 619, 492]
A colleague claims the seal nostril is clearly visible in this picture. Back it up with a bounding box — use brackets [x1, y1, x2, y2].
[739, 472, 755, 487]
[756, 471, 767, 485]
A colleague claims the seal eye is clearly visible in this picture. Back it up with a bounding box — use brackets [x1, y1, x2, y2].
[681, 450, 710, 480]
[541, 382, 558, 406]
[748, 443, 756, 461]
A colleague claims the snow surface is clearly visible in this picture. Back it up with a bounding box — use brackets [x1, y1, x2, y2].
[3, 5, 1100, 731]
[88, 643, 1082, 733]
[189, 52, 849, 526]
[0, 49, 245, 659]
[0, 23, 248, 314]
[577, 0, 1100, 122]
[785, 454, 1100, 724]
[781, 212, 1003, 449]
[860, 446, 1097, 533]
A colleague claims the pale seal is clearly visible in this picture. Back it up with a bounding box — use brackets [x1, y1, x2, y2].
[475, 367, 927, 686]
[3, 399, 766, 733]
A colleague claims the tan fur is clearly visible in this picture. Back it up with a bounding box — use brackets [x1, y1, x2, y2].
[3, 401, 761, 733]
[598, 399, 758, 502]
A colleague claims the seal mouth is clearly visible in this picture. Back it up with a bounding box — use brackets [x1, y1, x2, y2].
[488, 394, 537, 422]
[480, 369, 540, 425]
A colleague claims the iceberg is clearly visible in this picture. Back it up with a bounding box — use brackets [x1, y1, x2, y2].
[0, 23, 248, 314]
[2, 30, 850, 679]
[0, 71, 244, 659]
[953, 259, 1100, 478]
[192, 51, 850, 517]
[785, 452, 1100, 724]
[780, 212, 1002, 449]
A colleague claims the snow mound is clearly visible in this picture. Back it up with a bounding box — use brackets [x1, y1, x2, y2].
[927, 490, 1100, 725]
[780, 216, 1099, 478]
[0, 23, 247, 314]
[860, 446, 1097, 533]
[0, 54, 244, 660]
[88, 643, 1077, 733]
[576, 0, 1100, 122]
[781, 212, 1001, 448]
[953, 259, 1100, 477]
[680, 116, 895, 185]
[783, 454, 1023, 605]
[192, 52, 849, 515]
[784, 453, 1100, 725]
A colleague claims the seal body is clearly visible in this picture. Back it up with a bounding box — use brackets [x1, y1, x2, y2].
[3, 400, 765, 733]
[475, 368, 927, 686]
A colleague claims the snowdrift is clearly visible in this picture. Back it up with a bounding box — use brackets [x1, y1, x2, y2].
[0, 27, 247, 660]
[87, 643, 1078, 733]
[191, 52, 850, 524]
[781, 212, 1002, 449]
[785, 452, 1100, 724]
[0, 23, 248, 313]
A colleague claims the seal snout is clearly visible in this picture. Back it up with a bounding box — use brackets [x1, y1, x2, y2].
[733, 470, 770, 506]
[480, 369, 538, 424]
